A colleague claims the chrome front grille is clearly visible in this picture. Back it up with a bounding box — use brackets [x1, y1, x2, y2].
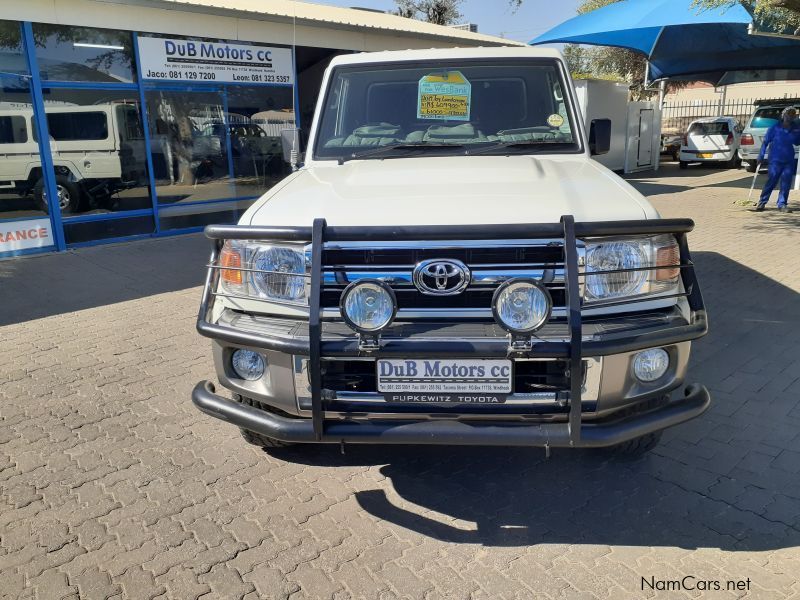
[321, 239, 570, 319]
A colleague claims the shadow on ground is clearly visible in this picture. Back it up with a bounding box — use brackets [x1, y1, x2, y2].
[624, 162, 756, 196]
[739, 205, 800, 233]
[0, 234, 209, 326]
[267, 251, 800, 551]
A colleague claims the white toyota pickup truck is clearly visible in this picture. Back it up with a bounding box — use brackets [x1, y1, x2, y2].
[192, 47, 710, 456]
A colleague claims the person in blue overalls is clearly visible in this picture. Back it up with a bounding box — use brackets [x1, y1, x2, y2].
[756, 107, 800, 212]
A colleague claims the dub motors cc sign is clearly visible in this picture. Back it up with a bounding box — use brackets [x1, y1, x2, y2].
[0, 218, 52, 252]
[137, 36, 294, 85]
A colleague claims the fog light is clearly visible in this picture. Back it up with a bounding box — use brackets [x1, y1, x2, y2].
[340, 279, 397, 333]
[633, 348, 669, 382]
[231, 349, 265, 381]
[492, 278, 552, 334]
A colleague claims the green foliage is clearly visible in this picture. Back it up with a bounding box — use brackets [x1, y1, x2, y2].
[573, 0, 653, 98]
[692, 0, 800, 32]
[394, 0, 463, 25]
[395, 0, 525, 25]
[571, 0, 698, 98]
[577, 0, 622, 13]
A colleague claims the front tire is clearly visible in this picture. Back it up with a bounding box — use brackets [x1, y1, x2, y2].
[726, 155, 741, 169]
[679, 161, 688, 170]
[606, 395, 668, 457]
[610, 431, 663, 457]
[234, 394, 293, 448]
[34, 175, 82, 214]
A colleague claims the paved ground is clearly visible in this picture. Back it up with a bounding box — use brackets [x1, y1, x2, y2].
[1, 162, 799, 599]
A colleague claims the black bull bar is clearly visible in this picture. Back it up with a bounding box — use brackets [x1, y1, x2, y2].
[194, 217, 710, 447]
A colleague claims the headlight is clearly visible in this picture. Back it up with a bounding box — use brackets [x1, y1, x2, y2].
[251, 246, 306, 302]
[492, 278, 552, 333]
[340, 280, 397, 333]
[584, 235, 680, 303]
[218, 241, 308, 305]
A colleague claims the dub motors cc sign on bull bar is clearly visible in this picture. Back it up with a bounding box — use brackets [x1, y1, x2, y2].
[137, 36, 294, 85]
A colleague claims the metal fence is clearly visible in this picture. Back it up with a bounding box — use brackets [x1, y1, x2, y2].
[661, 98, 759, 133]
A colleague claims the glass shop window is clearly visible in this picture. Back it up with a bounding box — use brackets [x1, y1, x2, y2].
[0, 116, 28, 143]
[46, 111, 109, 141]
[32, 24, 136, 83]
[0, 77, 50, 226]
[0, 20, 27, 77]
[39, 89, 153, 219]
[226, 87, 295, 198]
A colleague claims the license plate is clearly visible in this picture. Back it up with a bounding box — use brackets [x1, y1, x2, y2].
[697, 153, 713, 158]
[377, 359, 512, 395]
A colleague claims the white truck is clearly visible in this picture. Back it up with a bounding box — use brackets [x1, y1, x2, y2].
[192, 47, 710, 456]
[0, 103, 147, 213]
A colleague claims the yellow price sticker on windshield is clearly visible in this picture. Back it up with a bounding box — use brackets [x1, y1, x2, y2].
[418, 71, 471, 121]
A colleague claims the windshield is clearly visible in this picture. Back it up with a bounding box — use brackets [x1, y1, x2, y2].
[688, 121, 732, 136]
[749, 105, 800, 130]
[750, 107, 784, 129]
[313, 60, 580, 161]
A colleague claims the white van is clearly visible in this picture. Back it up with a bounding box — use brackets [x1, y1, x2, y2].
[0, 103, 147, 213]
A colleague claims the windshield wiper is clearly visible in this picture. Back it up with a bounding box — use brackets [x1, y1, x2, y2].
[338, 142, 468, 164]
[468, 140, 571, 156]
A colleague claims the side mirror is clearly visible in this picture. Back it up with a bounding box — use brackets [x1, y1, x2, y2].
[589, 118, 612, 156]
[280, 127, 302, 170]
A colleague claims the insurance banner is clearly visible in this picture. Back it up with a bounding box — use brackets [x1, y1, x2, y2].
[0, 218, 53, 252]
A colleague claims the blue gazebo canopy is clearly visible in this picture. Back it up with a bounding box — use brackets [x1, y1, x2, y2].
[530, 0, 800, 85]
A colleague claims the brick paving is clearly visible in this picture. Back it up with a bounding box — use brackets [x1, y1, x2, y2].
[1, 162, 799, 599]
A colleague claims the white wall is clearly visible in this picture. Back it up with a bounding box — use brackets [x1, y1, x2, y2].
[665, 81, 800, 103]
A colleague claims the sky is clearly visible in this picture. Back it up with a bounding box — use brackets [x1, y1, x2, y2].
[304, 0, 584, 43]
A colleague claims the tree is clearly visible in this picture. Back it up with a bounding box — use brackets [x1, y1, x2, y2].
[562, 44, 589, 76]
[572, 0, 653, 98]
[569, 0, 700, 98]
[693, 0, 800, 33]
[395, 0, 463, 25]
[394, 0, 523, 26]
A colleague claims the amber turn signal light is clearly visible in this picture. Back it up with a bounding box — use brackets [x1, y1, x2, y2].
[220, 243, 243, 286]
[655, 243, 680, 281]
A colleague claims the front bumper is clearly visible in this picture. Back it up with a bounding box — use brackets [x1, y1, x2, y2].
[192, 380, 710, 447]
[679, 150, 734, 162]
[195, 217, 709, 447]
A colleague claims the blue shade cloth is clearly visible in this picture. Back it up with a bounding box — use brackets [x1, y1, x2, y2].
[531, 0, 751, 54]
[530, 0, 800, 85]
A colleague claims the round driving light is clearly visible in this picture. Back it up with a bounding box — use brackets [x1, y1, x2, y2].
[492, 278, 552, 334]
[340, 279, 397, 333]
[632, 348, 669, 382]
[231, 349, 265, 381]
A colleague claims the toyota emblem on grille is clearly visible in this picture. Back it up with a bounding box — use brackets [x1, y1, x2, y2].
[413, 259, 471, 296]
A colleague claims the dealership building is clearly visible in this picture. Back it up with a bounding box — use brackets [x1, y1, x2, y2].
[0, 0, 509, 257]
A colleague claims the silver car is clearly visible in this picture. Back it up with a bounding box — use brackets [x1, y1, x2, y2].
[739, 100, 800, 173]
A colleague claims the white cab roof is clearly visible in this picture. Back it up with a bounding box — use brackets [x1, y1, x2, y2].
[329, 46, 563, 67]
